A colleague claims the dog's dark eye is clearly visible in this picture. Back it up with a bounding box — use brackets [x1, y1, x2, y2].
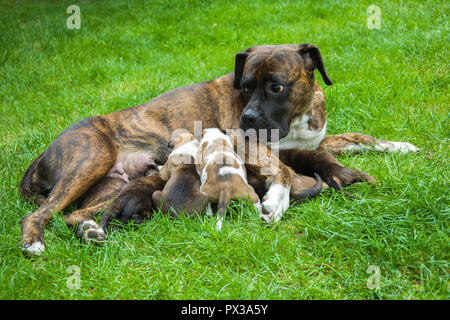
[242, 85, 250, 94]
[270, 84, 284, 93]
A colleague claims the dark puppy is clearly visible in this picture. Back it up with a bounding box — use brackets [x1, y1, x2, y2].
[100, 169, 165, 230]
[152, 131, 208, 216]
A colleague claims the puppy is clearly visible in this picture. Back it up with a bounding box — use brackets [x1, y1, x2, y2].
[152, 131, 208, 216]
[195, 128, 260, 230]
[100, 168, 165, 229]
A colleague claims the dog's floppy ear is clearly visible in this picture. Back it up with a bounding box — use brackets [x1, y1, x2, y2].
[233, 48, 253, 89]
[298, 43, 333, 86]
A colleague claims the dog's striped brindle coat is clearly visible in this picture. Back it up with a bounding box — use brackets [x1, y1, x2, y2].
[19, 43, 417, 255]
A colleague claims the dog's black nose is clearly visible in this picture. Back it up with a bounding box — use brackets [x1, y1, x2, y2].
[241, 109, 259, 127]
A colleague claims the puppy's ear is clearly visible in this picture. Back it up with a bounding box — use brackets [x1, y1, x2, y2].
[233, 47, 253, 89]
[298, 43, 333, 86]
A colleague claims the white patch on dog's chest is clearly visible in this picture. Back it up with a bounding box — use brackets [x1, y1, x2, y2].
[270, 115, 327, 150]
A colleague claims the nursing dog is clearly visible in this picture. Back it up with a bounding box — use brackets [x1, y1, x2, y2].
[19, 43, 417, 255]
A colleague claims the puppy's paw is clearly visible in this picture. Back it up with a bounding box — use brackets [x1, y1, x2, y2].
[215, 216, 224, 230]
[261, 184, 290, 223]
[77, 220, 106, 244]
[205, 203, 214, 216]
[259, 211, 275, 223]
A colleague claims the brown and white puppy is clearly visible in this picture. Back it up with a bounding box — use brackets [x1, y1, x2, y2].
[195, 128, 260, 230]
[151, 130, 208, 216]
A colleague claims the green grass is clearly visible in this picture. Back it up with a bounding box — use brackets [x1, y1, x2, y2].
[0, 0, 448, 299]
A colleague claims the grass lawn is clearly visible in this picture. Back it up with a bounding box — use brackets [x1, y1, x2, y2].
[0, 0, 448, 299]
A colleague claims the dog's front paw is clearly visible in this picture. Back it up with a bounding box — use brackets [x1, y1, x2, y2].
[321, 165, 375, 190]
[260, 184, 290, 223]
[76, 220, 106, 243]
[375, 140, 419, 153]
[22, 240, 46, 256]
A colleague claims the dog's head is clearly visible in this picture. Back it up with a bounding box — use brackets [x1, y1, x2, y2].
[169, 129, 195, 149]
[234, 43, 332, 141]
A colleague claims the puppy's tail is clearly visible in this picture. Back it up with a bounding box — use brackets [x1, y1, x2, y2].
[291, 173, 323, 202]
[215, 189, 231, 230]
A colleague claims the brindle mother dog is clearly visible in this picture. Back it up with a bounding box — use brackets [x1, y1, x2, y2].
[19, 43, 417, 255]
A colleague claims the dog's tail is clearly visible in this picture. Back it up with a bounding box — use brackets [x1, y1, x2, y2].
[19, 152, 47, 206]
[290, 173, 323, 202]
[215, 189, 231, 230]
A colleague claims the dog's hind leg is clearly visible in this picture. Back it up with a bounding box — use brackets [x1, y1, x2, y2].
[21, 173, 111, 256]
[64, 177, 126, 243]
[21, 127, 117, 256]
